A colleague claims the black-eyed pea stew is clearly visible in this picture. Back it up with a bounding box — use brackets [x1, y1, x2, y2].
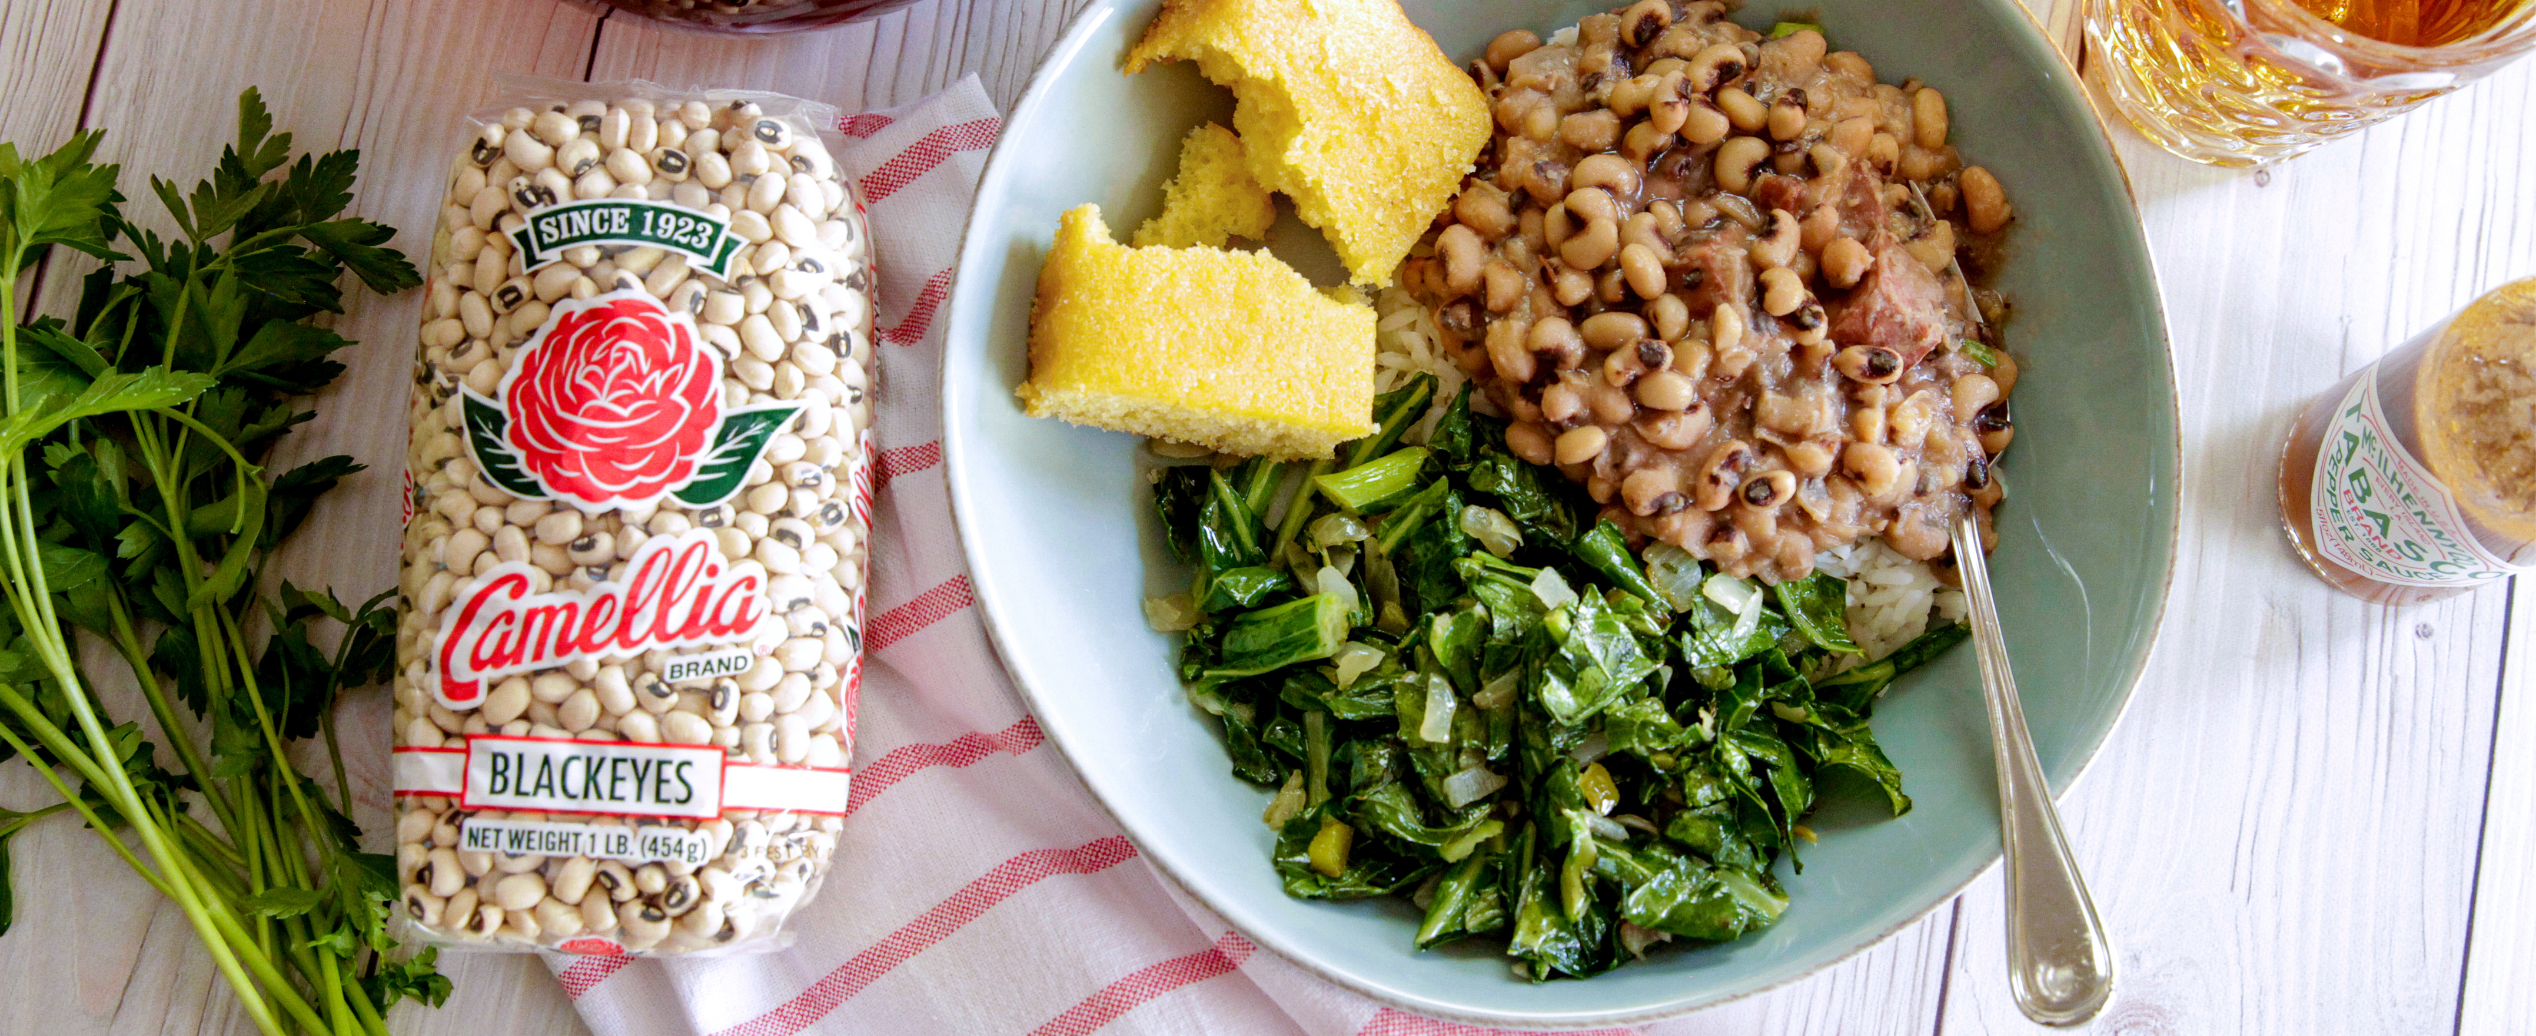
[1407, 0, 2018, 582]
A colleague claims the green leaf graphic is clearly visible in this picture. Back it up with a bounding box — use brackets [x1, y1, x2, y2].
[674, 405, 801, 507]
[460, 390, 546, 499]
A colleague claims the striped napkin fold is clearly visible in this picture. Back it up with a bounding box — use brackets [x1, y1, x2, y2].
[545, 74, 1672, 1036]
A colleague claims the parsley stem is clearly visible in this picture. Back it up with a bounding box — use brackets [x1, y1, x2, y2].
[107, 586, 241, 831]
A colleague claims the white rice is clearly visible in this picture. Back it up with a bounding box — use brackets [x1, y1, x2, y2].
[1812, 540, 1969, 665]
[1372, 285, 1466, 445]
[1375, 290, 1965, 665]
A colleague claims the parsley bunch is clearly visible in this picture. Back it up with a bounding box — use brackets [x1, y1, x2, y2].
[0, 90, 446, 1035]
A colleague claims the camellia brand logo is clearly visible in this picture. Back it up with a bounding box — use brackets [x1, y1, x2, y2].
[463, 289, 799, 513]
[434, 528, 770, 707]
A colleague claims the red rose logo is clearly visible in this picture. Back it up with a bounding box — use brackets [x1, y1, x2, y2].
[500, 291, 722, 510]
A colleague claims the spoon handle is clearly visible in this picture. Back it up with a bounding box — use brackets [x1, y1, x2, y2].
[1951, 512, 2116, 1027]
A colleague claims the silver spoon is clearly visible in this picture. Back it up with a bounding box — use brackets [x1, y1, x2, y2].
[1950, 510, 2116, 1027]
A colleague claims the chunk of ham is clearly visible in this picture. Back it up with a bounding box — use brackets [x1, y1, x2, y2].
[1827, 234, 1949, 366]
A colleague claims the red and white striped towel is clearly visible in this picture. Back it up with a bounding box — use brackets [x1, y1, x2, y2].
[547, 76, 1701, 1036]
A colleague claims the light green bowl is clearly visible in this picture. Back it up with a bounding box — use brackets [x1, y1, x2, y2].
[940, 0, 2176, 1024]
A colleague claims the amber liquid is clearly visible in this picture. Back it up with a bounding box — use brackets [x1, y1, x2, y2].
[2084, 0, 2536, 165]
[2294, 0, 2528, 45]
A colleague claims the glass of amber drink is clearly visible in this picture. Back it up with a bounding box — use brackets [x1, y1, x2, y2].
[2083, 0, 2536, 166]
[2280, 278, 2536, 604]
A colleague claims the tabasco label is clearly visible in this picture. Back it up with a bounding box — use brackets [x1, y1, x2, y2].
[432, 528, 771, 708]
[2308, 377, 2518, 587]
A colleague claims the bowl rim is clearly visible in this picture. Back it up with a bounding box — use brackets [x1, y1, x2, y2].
[935, 0, 2181, 1023]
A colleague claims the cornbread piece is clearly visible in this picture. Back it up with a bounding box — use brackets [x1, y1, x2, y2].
[1020, 205, 1376, 459]
[1125, 0, 1489, 286]
[1132, 122, 1278, 248]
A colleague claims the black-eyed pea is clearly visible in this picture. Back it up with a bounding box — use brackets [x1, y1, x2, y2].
[1717, 87, 1767, 132]
[620, 907, 670, 950]
[662, 711, 713, 745]
[1578, 311, 1648, 353]
[694, 149, 733, 190]
[1974, 399, 2015, 455]
[559, 688, 601, 732]
[1830, 346, 1904, 388]
[1829, 115, 1876, 157]
[425, 847, 465, 897]
[1989, 350, 2021, 394]
[1809, 144, 1848, 180]
[505, 129, 554, 172]
[731, 139, 773, 178]
[1960, 166, 2012, 233]
[1821, 237, 1875, 289]
[403, 885, 446, 927]
[1552, 266, 1595, 307]
[1750, 209, 1801, 269]
[1539, 380, 1585, 425]
[1559, 109, 1624, 151]
[1845, 440, 1904, 496]
[464, 903, 504, 939]
[1481, 260, 1526, 313]
[592, 667, 635, 717]
[1715, 136, 1770, 194]
[1787, 301, 1828, 345]
[580, 894, 619, 936]
[527, 898, 581, 941]
[1620, 118, 1672, 164]
[1688, 41, 1750, 91]
[1505, 421, 1556, 465]
[1899, 143, 1952, 182]
[1560, 217, 1621, 270]
[1786, 440, 1836, 477]
[1952, 372, 2002, 418]
[1598, 342, 1640, 387]
[469, 123, 506, 167]
[1619, 243, 1667, 298]
[1485, 28, 1541, 71]
[1865, 131, 1901, 172]
[1647, 293, 1691, 341]
[1767, 88, 1809, 141]
[1891, 388, 1940, 442]
[1758, 267, 1806, 316]
[557, 137, 601, 179]
[526, 672, 576, 706]
[444, 527, 490, 569]
[1571, 153, 1642, 202]
[1564, 187, 1618, 228]
[1739, 469, 1797, 508]
[1596, 266, 1631, 306]
[398, 809, 436, 846]
[770, 517, 815, 552]
[1695, 441, 1757, 510]
[1587, 380, 1636, 424]
[1453, 185, 1517, 242]
[481, 678, 532, 726]
[747, 171, 785, 214]
[491, 525, 530, 564]
[679, 900, 729, 944]
[1636, 369, 1696, 411]
[1913, 87, 1949, 149]
[1906, 219, 1957, 273]
[617, 710, 662, 743]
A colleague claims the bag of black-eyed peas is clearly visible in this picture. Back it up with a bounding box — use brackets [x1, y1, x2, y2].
[393, 79, 876, 955]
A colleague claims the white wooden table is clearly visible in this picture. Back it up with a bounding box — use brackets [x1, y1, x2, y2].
[0, 0, 2530, 1032]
